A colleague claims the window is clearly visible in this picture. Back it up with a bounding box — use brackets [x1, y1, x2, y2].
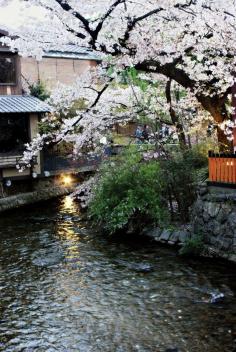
[0, 55, 16, 85]
[0, 114, 29, 154]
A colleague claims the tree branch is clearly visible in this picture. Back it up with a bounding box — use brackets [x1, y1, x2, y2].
[135, 60, 195, 90]
[54, 0, 93, 38]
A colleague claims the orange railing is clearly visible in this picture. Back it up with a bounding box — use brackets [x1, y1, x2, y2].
[208, 151, 236, 184]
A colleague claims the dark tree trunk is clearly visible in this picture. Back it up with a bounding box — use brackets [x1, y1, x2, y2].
[136, 61, 233, 151]
[197, 93, 233, 151]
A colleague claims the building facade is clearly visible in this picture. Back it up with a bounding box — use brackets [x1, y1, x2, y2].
[0, 29, 100, 192]
[21, 45, 99, 91]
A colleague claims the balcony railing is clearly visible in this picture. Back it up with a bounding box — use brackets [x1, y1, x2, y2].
[0, 155, 38, 169]
[208, 151, 236, 185]
[0, 155, 22, 168]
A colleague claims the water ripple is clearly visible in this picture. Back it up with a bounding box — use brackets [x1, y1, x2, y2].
[0, 197, 235, 351]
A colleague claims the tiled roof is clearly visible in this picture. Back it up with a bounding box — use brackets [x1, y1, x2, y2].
[45, 45, 101, 61]
[0, 29, 101, 61]
[0, 95, 50, 113]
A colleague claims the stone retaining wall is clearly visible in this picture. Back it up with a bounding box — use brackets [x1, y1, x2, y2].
[191, 185, 236, 262]
[143, 185, 236, 263]
[143, 225, 192, 246]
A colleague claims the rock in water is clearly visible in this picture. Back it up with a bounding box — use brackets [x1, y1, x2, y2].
[210, 292, 224, 304]
[31, 248, 64, 267]
[114, 259, 154, 273]
[132, 263, 154, 273]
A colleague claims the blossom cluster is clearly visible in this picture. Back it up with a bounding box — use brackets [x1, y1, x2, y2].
[0, 0, 235, 160]
[72, 175, 98, 208]
[1, 0, 236, 97]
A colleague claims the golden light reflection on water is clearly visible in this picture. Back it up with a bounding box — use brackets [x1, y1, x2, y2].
[57, 227, 77, 240]
[61, 195, 78, 214]
[57, 196, 81, 265]
[56, 196, 87, 297]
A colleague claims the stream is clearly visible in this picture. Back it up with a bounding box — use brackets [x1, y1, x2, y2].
[0, 196, 235, 352]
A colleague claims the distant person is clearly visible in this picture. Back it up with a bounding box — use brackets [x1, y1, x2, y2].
[164, 125, 169, 137]
[142, 124, 149, 141]
[104, 139, 114, 157]
[135, 125, 143, 143]
[160, 124, 165, 139]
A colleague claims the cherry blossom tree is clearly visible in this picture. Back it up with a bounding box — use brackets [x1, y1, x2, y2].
[1, 0, 236, 150]
[20, 68, 146, 167]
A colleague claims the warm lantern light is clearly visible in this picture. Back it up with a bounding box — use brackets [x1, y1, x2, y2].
[62, 175, 73, 185]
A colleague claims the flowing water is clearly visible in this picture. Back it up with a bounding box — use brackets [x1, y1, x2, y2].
[0, 196, 235, 352]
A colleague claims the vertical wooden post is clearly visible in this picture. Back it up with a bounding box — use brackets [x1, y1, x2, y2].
[232, 83, 236, 152]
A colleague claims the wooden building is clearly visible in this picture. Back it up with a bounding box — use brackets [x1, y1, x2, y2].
[21, 45, 100, 91]
[0, 95, 49, 180]
[0, 29, 100, 186]
[0, 30, 101, 95]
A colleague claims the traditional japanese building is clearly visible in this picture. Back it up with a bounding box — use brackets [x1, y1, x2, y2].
[0, 28, 100, 191]
[0, 95, 49, 180]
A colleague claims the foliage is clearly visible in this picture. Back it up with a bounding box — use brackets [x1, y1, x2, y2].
[179, 234, 205, 257]
[29, 80, 50, 101]
[87, 145, 208, 234]
[160, 148, 208, 222]
[89, 148, 169, 234]
[191, 141, 219, 158]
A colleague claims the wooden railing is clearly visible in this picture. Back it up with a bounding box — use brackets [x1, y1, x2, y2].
[0, 155, 21, 168]
[208, 151, 236, 185]
[0, 155, 38, 169]
[16, 156, 37, 168]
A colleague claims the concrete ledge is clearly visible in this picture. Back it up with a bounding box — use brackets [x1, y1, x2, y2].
[0, 186, 74, 213]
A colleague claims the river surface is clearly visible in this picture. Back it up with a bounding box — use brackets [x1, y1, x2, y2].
[0, 196, 235, 352]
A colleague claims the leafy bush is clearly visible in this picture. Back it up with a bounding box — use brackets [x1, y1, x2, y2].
[89, 150, 169, 234]
[88, 146, 208, 234]
[29, 80, 50, 101]
[179, 234, 205, 257]
[160, 148, 208, 222]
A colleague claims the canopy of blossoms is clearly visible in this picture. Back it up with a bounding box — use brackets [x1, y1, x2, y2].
[1, 0, 236, 156]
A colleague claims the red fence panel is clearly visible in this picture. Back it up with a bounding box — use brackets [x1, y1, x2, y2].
[208, 151, 236, 185]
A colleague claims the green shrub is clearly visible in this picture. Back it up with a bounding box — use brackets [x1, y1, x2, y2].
[179, 234, 205, 257]
[29, 80, 50, 101]
[160, 148, 208, 222]
[89, 149, 169, 234]
[89, 146, 208, 234]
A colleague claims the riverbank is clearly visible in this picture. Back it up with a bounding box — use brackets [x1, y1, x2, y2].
[1, 177, 236, 265]
[140, 184, 236, 264]
[141, 225, 230, 263]
[0, 179, 75, 213]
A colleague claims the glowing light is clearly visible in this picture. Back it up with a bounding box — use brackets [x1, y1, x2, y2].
[62, 175, 73, 185]
[5, 179, 11, 187]
[32, 172, 38, 178]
